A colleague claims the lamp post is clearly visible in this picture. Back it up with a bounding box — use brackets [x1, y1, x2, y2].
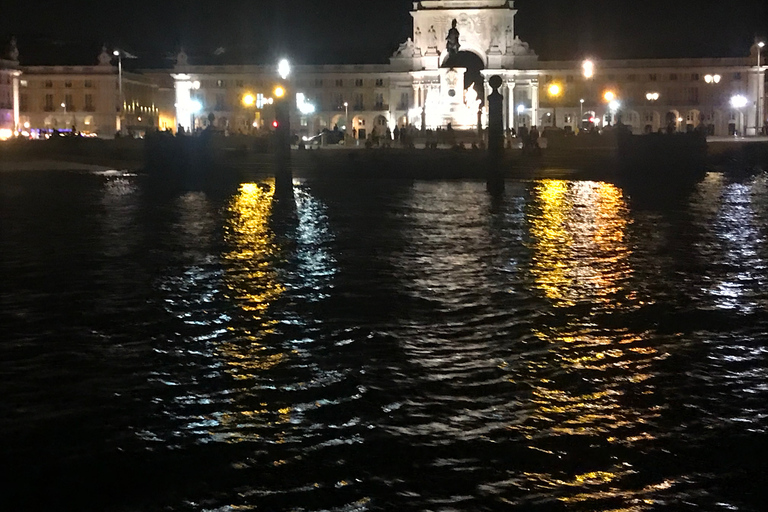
[645, 92, 659, 132]
[756, 41, 765, 135]
[548, 83, 561, 127]
[582, 59, 594, 124]
[113, 50, 123, 134]
[603, 91, 616, 126]
[579, 98, 584, 127]
[344, 101, 349, 137]
[731, 94, 748, 136]
[516, 104, 525, 131]
[243, 93, 256, 132]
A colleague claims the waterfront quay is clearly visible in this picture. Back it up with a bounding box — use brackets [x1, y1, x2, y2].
[2, 133, 767, 183]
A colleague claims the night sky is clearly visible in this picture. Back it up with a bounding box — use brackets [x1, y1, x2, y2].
[1, 0, 767, 67]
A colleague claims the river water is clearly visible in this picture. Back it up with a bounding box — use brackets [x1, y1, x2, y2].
[1, 170, 767, 511]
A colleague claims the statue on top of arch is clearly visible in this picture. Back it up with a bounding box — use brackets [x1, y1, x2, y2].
[508, 35, 535, 57]
[446, 19, 461, 56]
[393, 38, 418, 58]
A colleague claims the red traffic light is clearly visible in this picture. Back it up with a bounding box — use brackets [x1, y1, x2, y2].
[272, 120, 279, 128]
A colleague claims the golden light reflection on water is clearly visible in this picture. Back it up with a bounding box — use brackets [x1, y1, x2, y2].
[214, 181, 292, 441]
[528, 180, 631, 307]
[221, 181, 287, 371]
[518, 324, 663, 506]
[519, 181, 670, 508]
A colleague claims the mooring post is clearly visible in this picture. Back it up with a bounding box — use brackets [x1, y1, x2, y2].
[274, 94, 294, 201]
[487, 75, 505, 194]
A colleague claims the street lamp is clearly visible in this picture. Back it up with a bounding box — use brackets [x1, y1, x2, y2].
[582, 59, 594, 79]
[579, 98, 584, 125]
[548, 83, 562, 127]
[704, 74, 722, 84]
[582, 60, 594, 124]
[113, 50, 123, 134]
[756, 41, 765, 135]
[731, 94, 748, 135]
[242, 93, 257, 130]
[343, 101, 349, 135]
[278, 59, 291, 80]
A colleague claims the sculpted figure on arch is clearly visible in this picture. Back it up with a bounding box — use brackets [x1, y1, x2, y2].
[446, 19, 461, 55]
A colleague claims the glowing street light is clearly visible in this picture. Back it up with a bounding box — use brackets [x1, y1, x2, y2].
[278, 59, 291, 80]
[113, 50, 123, 133]
[242, 94, 255, 107]
[755, 41, 765, 135]
[343, 101, 349, 134]
[731, 94, 748, 109]
[603, 91, 615, 103]
[732, 94, 748, 135]
[704, 74, 722, 84]
[296, 93, 316, 115]
[646, 92, 660, 101]
[515, 104, 526, 130]
[582, 59, 594, 79]
[547, 83, 562, 126]
[274, 86, 286, 98]
[579, 98, 585, 123]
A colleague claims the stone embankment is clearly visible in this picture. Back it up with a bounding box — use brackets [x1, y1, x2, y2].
[1, 134, 767, 181]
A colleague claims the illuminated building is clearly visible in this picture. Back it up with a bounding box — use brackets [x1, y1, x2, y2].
[8, 47, 173, 137]
[2, 1, 765, 138]
[0, 40, 20, 139]
[167, 0, 765, 138]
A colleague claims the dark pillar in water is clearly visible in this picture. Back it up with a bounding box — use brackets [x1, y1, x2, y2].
[487, 75, 505, 194]
[274, 96, 293, 201]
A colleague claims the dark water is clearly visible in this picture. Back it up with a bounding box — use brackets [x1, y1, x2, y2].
[2, 170, 767, 511]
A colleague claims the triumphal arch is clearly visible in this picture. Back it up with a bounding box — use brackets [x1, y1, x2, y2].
[390, 0, 540, 130]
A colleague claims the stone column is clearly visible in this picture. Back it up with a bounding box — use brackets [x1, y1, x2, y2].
[531, 80, 540, 128]
[12, 71, 21, 132]
[506, 82, 515, 131]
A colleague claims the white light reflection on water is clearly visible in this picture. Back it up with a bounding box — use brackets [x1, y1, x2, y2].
[697, 173, 767, 312]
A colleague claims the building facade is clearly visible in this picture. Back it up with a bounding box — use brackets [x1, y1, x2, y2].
[2, 0, 766, 139]
[169, 0, 766, 138]
[2, 46, 175, 138]
[0, 39, 21, 139]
